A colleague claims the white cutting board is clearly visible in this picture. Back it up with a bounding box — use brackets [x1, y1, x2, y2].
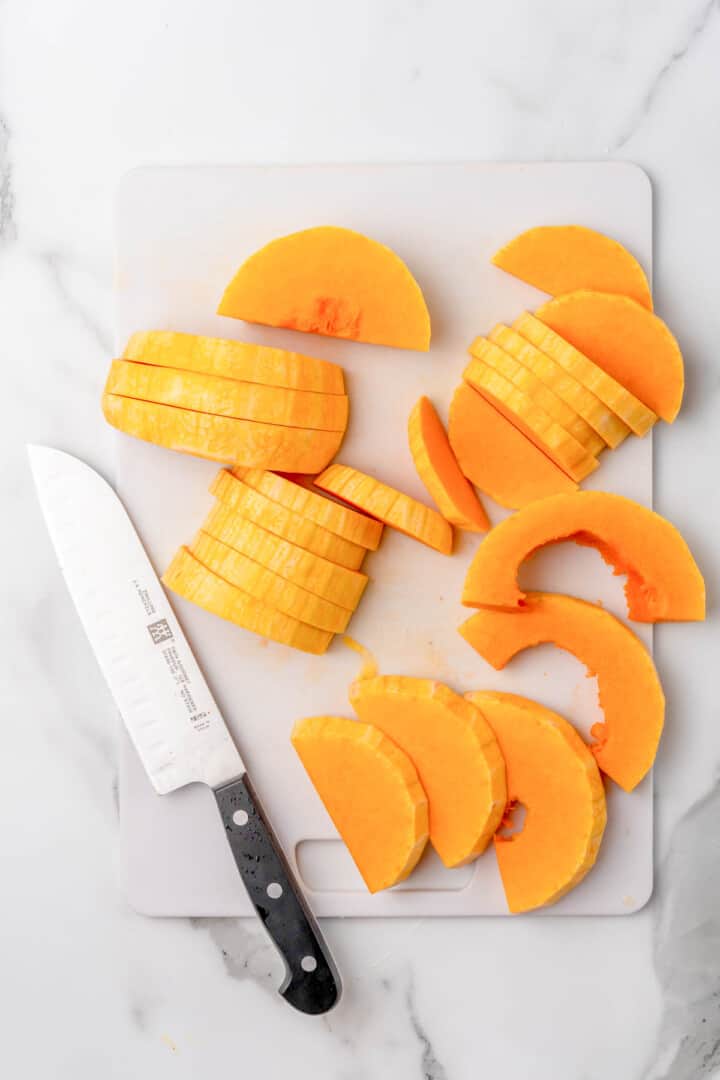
[116, 163, 653, 917]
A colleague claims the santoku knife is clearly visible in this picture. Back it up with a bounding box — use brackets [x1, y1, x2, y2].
[28, 445, 340, 1015]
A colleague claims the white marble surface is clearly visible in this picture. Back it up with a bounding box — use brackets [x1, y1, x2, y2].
[2, 1, 719, 1076]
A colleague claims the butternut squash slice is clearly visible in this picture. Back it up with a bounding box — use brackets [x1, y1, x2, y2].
[315, 464, 453, 555]
[462, 491, 706, 622]
[465, 691, 607, 913]
[492, 225, 653, 310]
[514, 311, 657, 435]
[407, 396, 490, 532]
[489, 323, 630, 448]
[459, 592, 665, 792]
[102, 394, 343, 472]
[189, 532, 352, 633]
[448, 384, 577, 510]
[232, 468, 383, 550]
[291, 716, 429, 892]
[469, 337, 605, 456]
[535, 292, 683, 422]
[463, 358, 599, 482]
[162, 547, 333, 654]
[349, 674, 506, 867]
[218, 226, 431, 352]
[105, 359, 349, 432]
[124, 330, 345, 395]
[209, 470, 366, 570]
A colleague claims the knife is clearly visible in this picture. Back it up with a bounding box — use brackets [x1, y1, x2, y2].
[28, 445, 341, 1015]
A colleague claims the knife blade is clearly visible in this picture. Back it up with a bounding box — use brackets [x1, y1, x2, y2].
[28, 445, 340, 1015]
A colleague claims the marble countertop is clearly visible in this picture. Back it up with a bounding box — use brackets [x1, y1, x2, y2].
[3, 1, 719, 1077]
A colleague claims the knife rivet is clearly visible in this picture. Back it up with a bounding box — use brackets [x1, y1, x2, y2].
[301, 956, 318, 973]
[232, 809, 249, 827]
[267, 882, 283, 899]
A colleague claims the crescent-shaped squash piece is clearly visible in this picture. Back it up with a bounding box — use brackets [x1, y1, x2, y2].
[462, 491, 705, 622]
[465, 691, 607, 913]
[291, 716, 429, 892]
[218, 226, 431, 352]
[459, 592, 665, 792]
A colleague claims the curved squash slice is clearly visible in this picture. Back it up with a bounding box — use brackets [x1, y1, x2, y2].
[232, 468, 383, 549]
[162, 547, 332, 654]
[465, 691, 607, 913]
[218, 226, 431, 352]
[349, 675, 505, 867]
[315, 465, 453, 555]
[124, 330, 346, 394]
[102, 394, 343, 472]
[492, 225, 652, 310]
[462, 491, 706, 622]
[459, 592, 664, 792]
[209, 471, 366, 570]
[448, 384, 576, 510]
[291, 716, 429, 892]
[105, 360, 349, 432]
[407, 396, 490, 532]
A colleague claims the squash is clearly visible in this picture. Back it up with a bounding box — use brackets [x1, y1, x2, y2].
[189, 532, 352, 633]
[349, 673, 505, 867]
[124, 330, 345, 394]
[514, 311, 657, 435]
[488, 323, 629, 448]
[465, 691, 607, 913]
[105, 360, 349, 432]
[218, 226, 431, 352]
[463, 357, 599, 482]
[459, 592, 665, 792]
[102, 394, 343, 472]
[492, 225, 652, 310]
[315, 464, 453, 555]
[468, 337, 605, 456]
[462, 490, 706, 622]
[162, 547, 333, 654]
[209, 470, 366, 570]
[407, 396, 490, 532]
[448, 384, 577, 510]
[291, 715, 429, 892]
[232, 468, 383, 550]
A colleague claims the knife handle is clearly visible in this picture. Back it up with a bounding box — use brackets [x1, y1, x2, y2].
[215, 774, 341, 1015]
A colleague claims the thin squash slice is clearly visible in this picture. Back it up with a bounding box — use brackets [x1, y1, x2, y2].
[106, 359, 349, 432]
[162, 547, 332, 655]
[459, 592, 665, 792]
[124, 330, 345, 394]
[465, 691, 607, 913]
[315, 464, 453, 555]
[462, 491, 706, 622]
[407, 396, 490, 532]
[492, 225, 652, 310]
[535, 292, 683, 422]
[349, 674, 505, 867]
[218, 226, 431, 352]
[448, 384, 577, 510]
[102, 394, 343, 472]
[291, 716, 429, 892]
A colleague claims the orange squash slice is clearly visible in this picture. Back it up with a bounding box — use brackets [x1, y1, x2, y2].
[349, 674, 505, 867]
[448, 384, 577, 510]
[124, 330, 346, 395]
[407, 396, 490, 532]
[102, 394, 343, 472]
[459, 592, 665, 792]
[492, 225, 652, 310]
[462, 491, 706, 622]
[315, 465, 453, 555]
[162, 547, 333, 654]
[465, 691, 607, 913]
[291, 716, 429, 892]
[218, 226, 431, 352]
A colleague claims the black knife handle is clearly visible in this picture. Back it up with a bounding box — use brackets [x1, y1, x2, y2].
[214, 774, 341, 1015]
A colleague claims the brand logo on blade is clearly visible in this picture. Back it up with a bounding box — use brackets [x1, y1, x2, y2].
[147, 618, 174, 645]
